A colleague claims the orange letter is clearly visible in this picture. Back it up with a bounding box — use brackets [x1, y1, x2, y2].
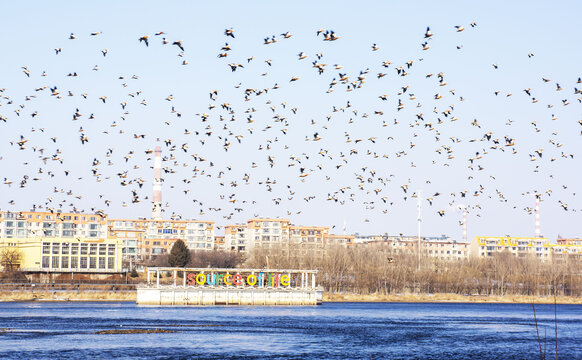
[187, 273, 196, 285]
[233, 274, 243, 286]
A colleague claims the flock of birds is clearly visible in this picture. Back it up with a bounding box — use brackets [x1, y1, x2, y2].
[1, 22, 581, 235]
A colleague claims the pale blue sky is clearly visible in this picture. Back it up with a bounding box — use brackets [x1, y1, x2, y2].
[1, 1, 581, 241]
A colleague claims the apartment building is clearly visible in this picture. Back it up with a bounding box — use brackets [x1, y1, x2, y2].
[424, 236, 470, 260]
[0, 210, 108, 240]
[470, 236, 552, 261]
[224, 224, 250, 252]
[214, 235, 226, 250]
[355, 234, 469, 261]
[223, 219, 353, 254]
[108, 218, 215, 258]
[324, 234, 354, 248]
[247, 218, 291, 250]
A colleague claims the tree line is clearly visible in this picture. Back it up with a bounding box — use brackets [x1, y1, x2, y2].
[244, 245, 582, 297]
[147, 240, 582, 297]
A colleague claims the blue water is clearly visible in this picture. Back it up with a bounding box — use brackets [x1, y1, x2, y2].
[0, 301, 580, 359]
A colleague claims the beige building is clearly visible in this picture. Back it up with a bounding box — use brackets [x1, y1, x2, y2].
[224, 218, 353, 254]
[108, 218, 215, 258]
[551, 237, 582, 261]
[355, 235, 469, 261]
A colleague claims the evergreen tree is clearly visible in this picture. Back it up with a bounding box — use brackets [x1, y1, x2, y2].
[168, 239, 191, 267]
[129, 268, 139, 278]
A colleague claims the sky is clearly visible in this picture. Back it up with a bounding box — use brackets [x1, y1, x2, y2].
[1, 1, 581, 242]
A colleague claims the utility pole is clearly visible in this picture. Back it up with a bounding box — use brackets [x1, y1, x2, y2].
[535, 194, 542, 238]
[417, 190, 422, 272]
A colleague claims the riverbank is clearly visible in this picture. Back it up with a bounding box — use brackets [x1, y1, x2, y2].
[323, 292, 582, 304]
[1, 290, 580, 304]
[0, 290, 135, 302]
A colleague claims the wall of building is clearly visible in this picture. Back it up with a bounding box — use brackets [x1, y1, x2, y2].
[0, 236, 123, 273]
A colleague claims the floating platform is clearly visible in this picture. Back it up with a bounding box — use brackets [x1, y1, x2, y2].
[137, 267, 322, 306]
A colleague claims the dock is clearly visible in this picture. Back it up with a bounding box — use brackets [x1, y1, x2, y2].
[137, 267, 323, 306]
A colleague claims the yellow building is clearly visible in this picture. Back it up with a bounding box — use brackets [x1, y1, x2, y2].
[470, 236, 551, 261]
[0, 236, 123, 273]
[0, 210, 123, 274]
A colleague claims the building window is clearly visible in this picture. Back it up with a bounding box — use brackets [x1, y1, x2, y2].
[89, 257, 96, 269]
[98, 257, 106, 269]
[62, 257, 69, 268]
[52, 243, 60, 254]
[62, 243, 69, 254]
[108, 258, 115, 269]
[80, 257, 88, 268]
[81, 244, 88, 255]
[62, 230, 73, 237]
[71, 243, 79, 255]
[70, 257, 78, 268]
[51, 256, 59, 268]
[99, 244, 106, 256]
[42, 243, 50, 254]
[89, 231, 98, 238]
[107, 244, 115, 256]
[89, 244, 97, 255]
[42, 256, 50, 268]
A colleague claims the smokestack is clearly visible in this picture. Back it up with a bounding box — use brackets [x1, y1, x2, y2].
[536, 195, 542, 237]
[152, 146, 162, 220]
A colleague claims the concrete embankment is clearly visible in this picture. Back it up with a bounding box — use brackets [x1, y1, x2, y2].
[2, 290, 580, 304]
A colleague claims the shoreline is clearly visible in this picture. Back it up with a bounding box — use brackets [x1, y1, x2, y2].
[0, 290, 580, 304]
[323, 293, 582, 304]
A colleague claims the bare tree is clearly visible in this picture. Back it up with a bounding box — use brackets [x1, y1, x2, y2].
[242, 244, 582, 297]
[0, 248, 22, 271]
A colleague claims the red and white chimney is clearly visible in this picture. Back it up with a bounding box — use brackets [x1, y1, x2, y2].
[152, 146, 162, 220]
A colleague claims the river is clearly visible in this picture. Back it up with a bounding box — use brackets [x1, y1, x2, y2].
[0, 301, 580, 359]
